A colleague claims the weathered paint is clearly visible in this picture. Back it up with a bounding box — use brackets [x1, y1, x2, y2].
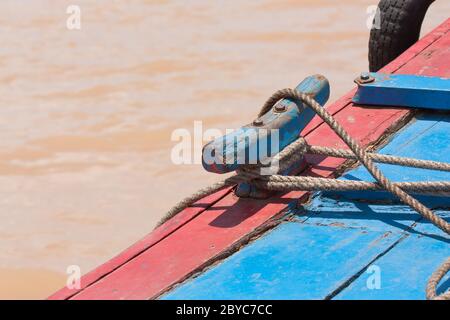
[324, 112, 450, 207]
[162, 113, 450, 300]
[202, 74, 330, 175]
[335, 210, 450, 300]
[233, 75, 329, 199]
[49, 18, 450, 300]
[353, 73, 450, 110]
[163, 221, 406, 300]
[48, 187, 232, 300]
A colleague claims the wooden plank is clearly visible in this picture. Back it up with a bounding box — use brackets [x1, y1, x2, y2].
[335, 211, 450, 300]
[333, 112, 450, 300]
[51, 18, 450, 300]
[162, 113, 450, 300]
[163, 222, 405, 300]
[324, 112, 450, 207]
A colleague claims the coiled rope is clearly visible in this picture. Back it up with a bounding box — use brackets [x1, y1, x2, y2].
[159, 88, 450, 300]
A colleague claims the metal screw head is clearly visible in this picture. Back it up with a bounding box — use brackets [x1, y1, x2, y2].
[355, 72, 375, 85]
[252, 118, 264, 126]
[360, 72, 371, 80]
[274, 104, 286, 112]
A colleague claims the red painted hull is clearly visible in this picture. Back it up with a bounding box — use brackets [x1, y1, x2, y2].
[50, 18, 450, 300]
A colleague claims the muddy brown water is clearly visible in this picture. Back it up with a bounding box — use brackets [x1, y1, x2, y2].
[0, 0, 448, 299]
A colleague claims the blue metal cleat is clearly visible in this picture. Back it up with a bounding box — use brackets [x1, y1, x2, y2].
[353, 72, 450, 110]
[202, 75, 330, 198]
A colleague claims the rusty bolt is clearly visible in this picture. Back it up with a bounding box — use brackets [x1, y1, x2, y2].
[274, 104, 286, 112]
[355, 72, 375, 85]
[252, 118, 264, 126]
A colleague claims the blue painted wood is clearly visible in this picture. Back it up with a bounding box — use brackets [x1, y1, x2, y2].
[335, 210, 450, 300]
[325, 112, 450, 207]
[163, 220, 405, 300]
[353, 73, 450, 110]
[162, 112, 450, 300]
[201, 75, 330, 174]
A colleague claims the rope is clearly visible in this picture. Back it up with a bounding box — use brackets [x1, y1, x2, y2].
[308, 145, 450, 172]
[427, 257, 450, 300]
[254, 177, 450, 195]
[159, 88, 449, 300]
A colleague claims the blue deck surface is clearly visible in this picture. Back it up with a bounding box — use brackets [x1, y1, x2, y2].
[162, 112, 450, 300]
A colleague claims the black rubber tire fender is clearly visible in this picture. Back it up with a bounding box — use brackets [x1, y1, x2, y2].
[368, 0, 435, 72]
